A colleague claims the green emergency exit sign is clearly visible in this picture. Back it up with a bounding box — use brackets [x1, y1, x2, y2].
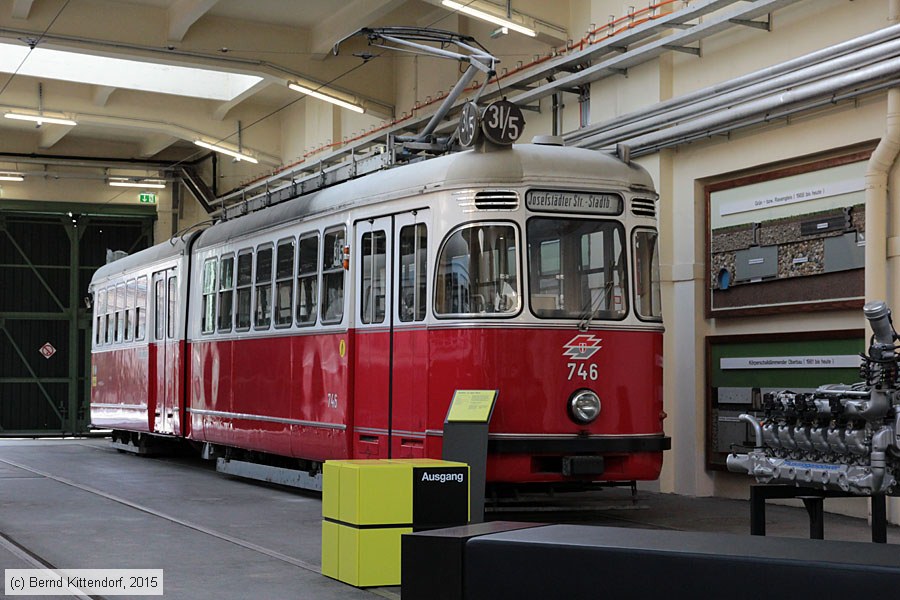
[139, 192, 157, 204]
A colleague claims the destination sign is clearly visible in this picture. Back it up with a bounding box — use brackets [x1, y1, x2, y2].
[526, 190, 622, 215]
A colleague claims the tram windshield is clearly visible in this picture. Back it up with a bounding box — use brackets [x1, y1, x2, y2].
[527, 218, 627, 320]
[435, 224, 519, 317]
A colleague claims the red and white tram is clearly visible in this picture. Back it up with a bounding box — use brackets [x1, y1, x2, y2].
[89, 140, 670, 485]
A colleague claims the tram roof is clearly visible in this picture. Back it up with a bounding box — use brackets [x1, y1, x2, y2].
[194, 143, 654, 250]
[90, 234, 192, 287]
[90, 144, 653, 287]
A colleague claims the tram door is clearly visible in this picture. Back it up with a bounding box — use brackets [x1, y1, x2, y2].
[152, 269, 178, 434]
[353, 210, 430, 459]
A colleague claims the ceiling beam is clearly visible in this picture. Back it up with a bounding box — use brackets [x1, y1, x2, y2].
[138, 134, 178, 158]
[76, 114, 280, 165]
[309, 0, 406, 59]
[212, 79, 274, 121]
[92, 86, 116, 107]
[11, 0, 34, 20]
[168, 0, 220, 43]
[38, 124, 75, 149]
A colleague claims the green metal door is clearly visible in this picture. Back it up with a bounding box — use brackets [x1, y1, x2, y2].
[0, 200, 155, 435]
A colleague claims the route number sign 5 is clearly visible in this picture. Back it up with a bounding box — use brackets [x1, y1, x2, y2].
[456, 99, 526, 148]
[481, 100, 525, 146]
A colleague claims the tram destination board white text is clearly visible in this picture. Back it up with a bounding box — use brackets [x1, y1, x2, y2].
[526, 190, 622, 215]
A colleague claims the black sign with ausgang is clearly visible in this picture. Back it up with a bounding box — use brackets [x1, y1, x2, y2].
[526, 190, 623, 215]
[411, 467, 469, 531]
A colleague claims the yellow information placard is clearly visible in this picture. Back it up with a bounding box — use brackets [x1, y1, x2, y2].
[446, 390, 498, 423]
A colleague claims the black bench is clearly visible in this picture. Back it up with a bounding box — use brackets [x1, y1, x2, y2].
[404, 523, 900, 600]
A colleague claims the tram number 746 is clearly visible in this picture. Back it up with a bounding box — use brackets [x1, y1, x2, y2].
[567, 363, 599, 381]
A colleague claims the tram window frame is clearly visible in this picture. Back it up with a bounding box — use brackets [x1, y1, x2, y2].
[525, 217, 629, 322]
[136, 276, 148, 341]
[115, 283, 126, 343]
[154, 277, 165, 341]
[167, 276, 177, 339]
[275, 238, 295, 329]
[235, 249, 253, 332]
[201, 257, 217, 335]
[105, 286, 114, 344]
[632, 227, 662, 322]
[434, 221, 522, 319]
[398, 223, 427, 323]
[218, 254, 235, 333]
[296, 233, 319, 327]
[360, 229, 387, 325]
[254, 243, 274, 330]
[321, 227, 346, 325]
[94, 288, 106, 346]
[124, 279, 136, 342]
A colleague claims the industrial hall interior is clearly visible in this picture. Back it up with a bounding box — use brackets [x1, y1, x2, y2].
[3, 0, 900, 597]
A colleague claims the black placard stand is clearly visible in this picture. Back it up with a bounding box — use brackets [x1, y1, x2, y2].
[441, 390, 498, 524]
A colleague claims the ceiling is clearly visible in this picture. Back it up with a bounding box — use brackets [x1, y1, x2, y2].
[0, 0, 565, 173]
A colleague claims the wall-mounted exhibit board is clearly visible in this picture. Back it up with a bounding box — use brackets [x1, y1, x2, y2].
[706, 331, 864, 469]
[706, 149, 871, 317]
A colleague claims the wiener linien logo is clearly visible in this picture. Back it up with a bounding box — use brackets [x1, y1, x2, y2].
[562, 334, 603, 360]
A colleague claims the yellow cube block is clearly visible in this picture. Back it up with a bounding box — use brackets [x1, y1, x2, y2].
[322, 458, 470, 588]
[338, 522, 411, 587]
[320, 519, 340, 580]
[321, 461, 342, 521]
[339, 461, 412, 526]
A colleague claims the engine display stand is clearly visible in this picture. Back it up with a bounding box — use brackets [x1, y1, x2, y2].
[749, 484, 887, 543]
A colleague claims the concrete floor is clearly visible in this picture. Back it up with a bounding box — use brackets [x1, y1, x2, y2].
[0, 439, 896, 599]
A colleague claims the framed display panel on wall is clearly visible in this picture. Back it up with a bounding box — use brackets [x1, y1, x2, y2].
[706, 149, 872, 318]
[705, 330, 864, 470]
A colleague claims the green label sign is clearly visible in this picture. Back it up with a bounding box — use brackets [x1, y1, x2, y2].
[446, 390, 498, 423]
[139, 192, 157, 204]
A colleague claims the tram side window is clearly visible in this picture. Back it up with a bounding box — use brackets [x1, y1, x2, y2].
[296, 234, 319, 326]
[167, 276, 177, 339]
[255, 245, 273, 329]
[275, 239, 295, 328]
[633, 229, 662, 321]
[201, 258, 217, 334]
[361, 230, 387, 324]
[526, 218, 627, 320]
[104, 287, 112, 344]
[124, 279, 135, 341]
[106, 286, 115, 344]
[399, 224, 427, 322]
[136, 276, 148, 341]
[435, 224, 519, 317]
[95, 288, 106, 346]
[321, 228, 346, 324]
[218, 255, 234, 332]
[235, 250, 253, 331]
[115, 283, 126, 342]
[155, 278, 165, 340]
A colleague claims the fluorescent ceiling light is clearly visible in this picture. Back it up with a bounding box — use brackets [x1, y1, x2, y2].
[0, 41, 263, 102]
[0, 172, 24, 181]
[442, 0, 536, 37]
[288, 82, 364, 114]
[5, 112, 76, 126]
[109, 177, 166, 189]
[194, 140, 259, 164]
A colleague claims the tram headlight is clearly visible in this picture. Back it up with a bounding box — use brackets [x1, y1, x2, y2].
[568, 390, 601, 424]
